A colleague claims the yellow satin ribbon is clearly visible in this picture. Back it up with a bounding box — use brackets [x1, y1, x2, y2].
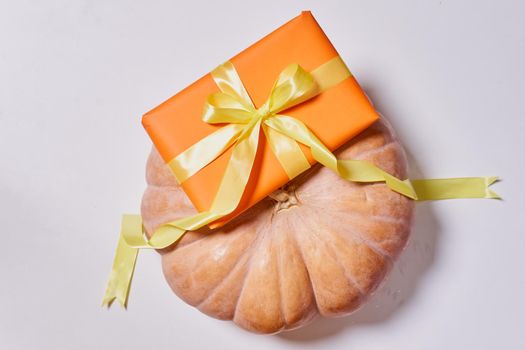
[102, 56, 499, 308]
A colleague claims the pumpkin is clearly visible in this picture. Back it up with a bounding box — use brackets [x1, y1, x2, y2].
[141, 118, 414, 334]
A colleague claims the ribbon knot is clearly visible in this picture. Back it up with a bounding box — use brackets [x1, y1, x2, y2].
[256, 104, 272, 120]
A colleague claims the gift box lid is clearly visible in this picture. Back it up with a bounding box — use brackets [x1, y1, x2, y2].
[142, 11, 379, 227]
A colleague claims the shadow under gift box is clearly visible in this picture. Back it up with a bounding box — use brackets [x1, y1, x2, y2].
[142, 11, 379, 228]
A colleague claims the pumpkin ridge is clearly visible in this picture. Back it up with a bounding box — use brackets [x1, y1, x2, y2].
[195, 252, 250, 318]
[291, 208, 362, 315]
[232, 214, 275, 325]
[351, 140, 396, 162]
[271, 213, 318, 329]
[287, 210, 320, 319]
[195, 228, 260, 312]
[305, 202, 395, 261]
[297, 207, 367, 298]
[273, 219, 286, 332]
[310, 204, 391, 294]
[280, 216, 318, 329]
[305, 201, 408, 226]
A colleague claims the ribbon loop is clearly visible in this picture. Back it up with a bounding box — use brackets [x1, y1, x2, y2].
[210, 61, 254, 109]
[267, 64, 319, 113]
[202, 92, 255, 124]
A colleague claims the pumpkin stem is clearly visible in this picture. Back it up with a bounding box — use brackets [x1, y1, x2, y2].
[269, 185, 299, 211]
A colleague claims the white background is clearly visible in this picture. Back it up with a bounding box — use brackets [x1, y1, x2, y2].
[1, 0, 524, 349]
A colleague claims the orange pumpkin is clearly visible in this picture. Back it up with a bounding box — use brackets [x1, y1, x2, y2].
[141, 118, 414, 334]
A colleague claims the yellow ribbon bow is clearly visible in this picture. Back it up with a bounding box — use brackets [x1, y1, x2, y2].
[102, 56, 499, 308]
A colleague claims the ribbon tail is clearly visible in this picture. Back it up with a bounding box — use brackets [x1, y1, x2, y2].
[102, 215, 141, 309]
[410, 176, 500, 200]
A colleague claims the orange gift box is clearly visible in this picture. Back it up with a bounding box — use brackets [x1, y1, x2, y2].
[142, 11, 379, 227]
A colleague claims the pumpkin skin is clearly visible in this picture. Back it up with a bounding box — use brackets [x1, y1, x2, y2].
[141, 118, 414, 334]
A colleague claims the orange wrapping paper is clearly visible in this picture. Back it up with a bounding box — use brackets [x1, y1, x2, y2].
[142, 11, 379, 226]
